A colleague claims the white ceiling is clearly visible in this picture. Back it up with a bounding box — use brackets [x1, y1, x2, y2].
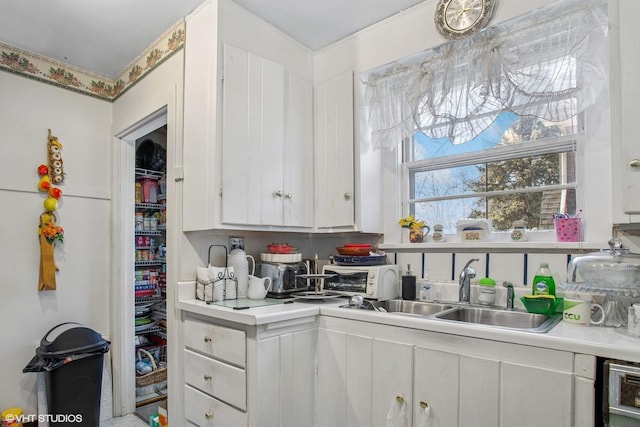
[0, 0, 425, 79]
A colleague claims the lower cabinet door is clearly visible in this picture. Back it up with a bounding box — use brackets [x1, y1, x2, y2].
[185, 385, 247, 426]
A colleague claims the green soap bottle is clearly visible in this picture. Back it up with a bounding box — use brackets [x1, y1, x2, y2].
[532, 262, 556, 296]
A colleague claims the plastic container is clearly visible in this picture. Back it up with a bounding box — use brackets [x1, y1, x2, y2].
[554, 217, 581, 242]
[402, 265, 416, 300]
[418, 278, 433, 302]
[532, 262, 556, 296]
[478, 277, 496, 305]
[23, 322, 110, 427]
[521, 295, 564, 315]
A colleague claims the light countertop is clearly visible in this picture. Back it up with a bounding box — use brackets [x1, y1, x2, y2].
[177, 281, 640, 362]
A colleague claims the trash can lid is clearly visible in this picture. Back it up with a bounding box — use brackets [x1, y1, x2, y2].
[36, 322, 110, 359]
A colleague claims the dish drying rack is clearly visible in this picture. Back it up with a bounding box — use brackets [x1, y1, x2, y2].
[195, 244, 238, 304]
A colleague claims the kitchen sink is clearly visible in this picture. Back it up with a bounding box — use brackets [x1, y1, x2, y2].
[374, 299, 455, 316]
[434, 305, 562, 333]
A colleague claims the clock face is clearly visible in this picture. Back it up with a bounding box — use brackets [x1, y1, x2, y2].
[435, 0, 496, 40]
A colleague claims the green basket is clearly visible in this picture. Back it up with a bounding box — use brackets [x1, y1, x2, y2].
[521, 296, 564, 316]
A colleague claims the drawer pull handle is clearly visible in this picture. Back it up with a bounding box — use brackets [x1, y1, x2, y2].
[203, 336, 212, 343]
[204, 374, 212, 381]
[205, 411, 213, 419]
[420, 400, 429, 409]
[631, 159, 640, 168]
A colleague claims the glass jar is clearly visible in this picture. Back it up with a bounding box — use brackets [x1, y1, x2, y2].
[510, 220, 527, 242]
[432, 224, 445, 242]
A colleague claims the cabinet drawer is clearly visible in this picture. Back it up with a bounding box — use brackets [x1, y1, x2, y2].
[183, 317, 246, 367]
[184, 349, 246, 410]
[185, 385, 247, 426]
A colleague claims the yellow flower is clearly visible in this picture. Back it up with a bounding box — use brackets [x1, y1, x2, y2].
[399, 215, 426, 230]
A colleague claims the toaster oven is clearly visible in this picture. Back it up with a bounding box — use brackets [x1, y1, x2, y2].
[321, 264, 400, 300]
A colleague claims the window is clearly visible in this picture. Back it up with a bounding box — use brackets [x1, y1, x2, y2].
[405, 113, 579, 233]
[361, 0, 608, 240]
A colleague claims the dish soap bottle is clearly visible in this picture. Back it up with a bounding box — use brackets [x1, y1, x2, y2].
[402, 264, 417, 300]
[532, 262, 556, 296]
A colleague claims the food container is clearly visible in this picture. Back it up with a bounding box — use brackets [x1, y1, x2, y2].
[566, 239, 640, 290]
[478, 277, 496, 305]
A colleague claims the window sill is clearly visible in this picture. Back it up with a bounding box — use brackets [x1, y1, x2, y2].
[378, 241, 603, 254]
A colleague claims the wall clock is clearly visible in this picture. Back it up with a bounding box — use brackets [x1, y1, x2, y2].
[435, 0, 496, 40]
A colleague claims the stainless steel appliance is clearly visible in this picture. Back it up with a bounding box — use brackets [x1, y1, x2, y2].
[256, 261, 310, 298]
[605, 360, 640, 426]
[321, 264, 399, 300]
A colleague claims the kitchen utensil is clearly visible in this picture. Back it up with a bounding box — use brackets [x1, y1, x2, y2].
[336, 246, 372, 256]
[266, 243, 298, 254]
[248, 275, 273, 299]
[261, 252, 303, 263]
[567, 238, 640, 290]
[562, 298, 604, 326]
[521, 295, 563, 316]
[290, 290, 342, 300]
[228, 248, 255, 299]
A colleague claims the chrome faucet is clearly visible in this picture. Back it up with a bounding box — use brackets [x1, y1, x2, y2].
[459, 258, 479, 303]
[504, 282, 515, 310]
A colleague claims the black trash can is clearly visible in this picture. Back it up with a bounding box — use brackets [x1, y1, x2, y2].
[23, 322, 110, 426]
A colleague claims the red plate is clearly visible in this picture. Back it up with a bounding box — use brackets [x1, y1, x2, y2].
[267, 243, 297, 254]
[336, 246, 372, 256]
[344, 244, 372, 248]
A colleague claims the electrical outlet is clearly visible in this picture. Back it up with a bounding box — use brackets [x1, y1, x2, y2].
[229, 236, 245, 251]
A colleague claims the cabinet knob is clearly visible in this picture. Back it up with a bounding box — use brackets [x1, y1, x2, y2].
[203, 336, 212, 343]
[631, 159, 640, 168]
[419, 400, 429, 409]
[285, 193, 293, 199]
[204, 374, 212, 381]
[205, 412, 213, 419]
[344, 192, 352, 200]
[276, 190, 283, 197]
[395, 394, 405, 404]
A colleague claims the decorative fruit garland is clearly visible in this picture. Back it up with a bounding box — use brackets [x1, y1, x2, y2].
[37, 129, 65, 291]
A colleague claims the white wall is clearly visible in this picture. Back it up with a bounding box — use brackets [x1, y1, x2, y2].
[0, 71, 112, 414]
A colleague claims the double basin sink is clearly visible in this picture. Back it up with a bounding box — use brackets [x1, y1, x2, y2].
[353, 299, 561, 333]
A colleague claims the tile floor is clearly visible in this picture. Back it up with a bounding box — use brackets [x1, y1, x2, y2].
[101, 414, 148, 426]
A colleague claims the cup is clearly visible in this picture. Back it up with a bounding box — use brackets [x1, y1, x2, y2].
[563, 298, 604, 326]
[248, 275, 273, 299]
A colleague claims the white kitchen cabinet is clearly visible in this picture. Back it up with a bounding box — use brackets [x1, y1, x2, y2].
[316, 329, 413, 427]
[317, 317, 586, 427]
[315, 71, 355, 229]
[181, 312, 316, 426]
[371, 339, 413, 427]
[182, 0, 220, 231]
[221, 44, 313, 228]
[253, 326, 317, 426]
[611, 1, 640, 224]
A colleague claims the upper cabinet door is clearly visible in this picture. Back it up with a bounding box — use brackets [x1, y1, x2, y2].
[612, 1, 640, 224]
[182, 1, 220, 232]
[315, 71, 355, 229]
[284, 72, 314, 228]
[221, 44, 313, 228]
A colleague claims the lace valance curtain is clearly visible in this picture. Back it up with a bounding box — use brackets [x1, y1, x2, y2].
[363, 0, 609, 150]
